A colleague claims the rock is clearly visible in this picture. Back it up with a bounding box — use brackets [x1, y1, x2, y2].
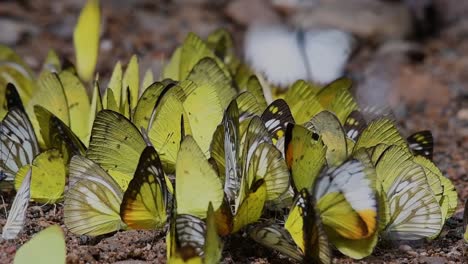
[399, 244, 413, 252]
[289, 0, 412, 42]
[225, 0, 281, 26]
[420, 256, 447, 264]
[0, 18, 39, 45]
[457, 108, 468, 121]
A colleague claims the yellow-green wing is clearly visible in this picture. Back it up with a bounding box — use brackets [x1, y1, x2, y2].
[247, 142, 289, 201]
[34, 105, 86, 163]
[107, 61, 123, 109]
[283, 80, 322, 123]
[0, 45, 34, 119]
[284, 124, 326, 192]
[148, 84, 190, 173]
[84, 80, 103, 146]
[183, 58, 236, 155]
[133, 81, 171, 130]
[316, 78, 357, 124]
[176, 136, 223, 218]
[13, 225, 66, 264]
[178, 33, 229, 80]
[26, 72, 70, 147]
[86, 110, 146, 190]
[250, 224, 302, 262]
[15, 149, 65, 203]
[285, 189, 331, 264]
[353, 118, 408, 153]
[122, 55, 139, 109]
[413, 156, 457, 219]
[65, 155, 124, 236]
[73, 0, 100, 82]
[120, 146, 169, 230]
[376, 147, 442, 240]
[304, 111, 347, 166]
[232, 179, 267, 233]
[59, 71, 91, 144]
[203, 202, 223, 264]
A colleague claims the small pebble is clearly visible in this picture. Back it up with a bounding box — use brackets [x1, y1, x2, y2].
[399, 244, 413, 252]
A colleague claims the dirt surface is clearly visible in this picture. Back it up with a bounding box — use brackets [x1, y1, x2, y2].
[0, 0, 467, 263]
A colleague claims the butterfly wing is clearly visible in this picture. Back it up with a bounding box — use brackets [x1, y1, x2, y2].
[73, 0, 100, 81]
[250, 224, 303, 261]
[1, 168, 31, 239]
[176, 136, 223, 218]
[14, 149, 65, 203]
[0, 108, 39, 182]
[261, 99, 295, 154]
[86, 110, 147, 190]
[13, 225, 66, 264]
[284, 123, 326, 193]
[376, 147, 443, 240]
[407, 130, 433, 160]
[64, 155, 124, 236]
[285, 189, 331, 264]
[304, 111, 347, 166]
[120, 146, 169, 230]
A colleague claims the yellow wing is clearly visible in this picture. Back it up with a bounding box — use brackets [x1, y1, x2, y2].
[86, 110, 147, 190]
[14, 149, 65, 204]
[120, 146, 169, 230]
[176, 136, 223, 218]
[13, 225, 66, 264]
[73, 0, 100, 81]
[284, 124, 326, 192]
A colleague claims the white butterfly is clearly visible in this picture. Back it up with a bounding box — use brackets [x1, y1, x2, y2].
[2, 168, 32, 239]
[244, 24, 355, 87]
[0, 108, 39, 182]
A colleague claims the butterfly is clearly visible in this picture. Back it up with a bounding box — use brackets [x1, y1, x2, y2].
[284, 123, 379, 258]
[34, 105, 86, 163]
[86, 109, 147, 191]
[162, 32, 231, 81]
[407, 130, 433, 160]
[251, 188, 331, 263]
[0, 45, 35, 119]
[375, 145, 443, 240]
[148, 59, 236, 173]
[244, 25, 355, 87]
[210, 101, 290, 234]
[120, 146, 171, 230]
[14, 149, 65, 204]
[0, 108, 39, 182]
[176, 136, 224, 218]
[74, 0, 100, 82]
[167, 202, 223, 264]
[261, 99, 295, 155]
[23, 69, 94, 148]
[64, 155, 125, 236]
[13, 225, 66, 264]
[1, 168, 31, 239]
[282, 78, 357, 124]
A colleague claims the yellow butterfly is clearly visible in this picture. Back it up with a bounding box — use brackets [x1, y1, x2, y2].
[86, 110, 147, 191]
[120, 146, 171, 230]
[13, 225, 66, 264]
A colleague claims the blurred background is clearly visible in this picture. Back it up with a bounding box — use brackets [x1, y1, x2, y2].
[0, 0, 466, 200]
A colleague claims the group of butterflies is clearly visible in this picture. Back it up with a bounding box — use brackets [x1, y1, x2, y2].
[0, 0, 463, 263]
